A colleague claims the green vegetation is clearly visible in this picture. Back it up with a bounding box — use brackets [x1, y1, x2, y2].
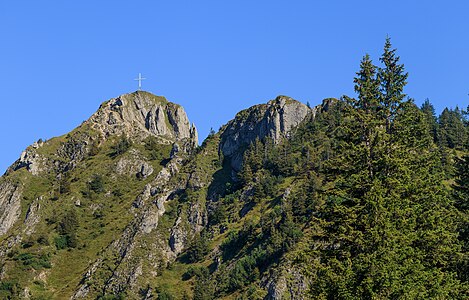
[109, 136, 132, 158]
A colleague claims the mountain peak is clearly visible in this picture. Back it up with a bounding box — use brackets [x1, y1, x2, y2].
[7, 91, 198, 177]
[220, 95, 311, 171]
[89, 91, 197, 143]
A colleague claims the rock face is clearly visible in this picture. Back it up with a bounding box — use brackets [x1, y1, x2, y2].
[115, 149, 154, 179]
[11, 146, 45, 176]
[220, 95, 311, 171]
[88, 91, 198, 146]
[0, 181, 22, 236]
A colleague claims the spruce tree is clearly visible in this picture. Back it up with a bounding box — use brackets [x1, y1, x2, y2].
[453, 154, 469, 285]
[421, 98, 438, 142]
[438, 107, 467, 150]
[378, 37, 408, 133]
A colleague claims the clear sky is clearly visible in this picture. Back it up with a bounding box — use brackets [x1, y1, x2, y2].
[0, 1, 468, 174]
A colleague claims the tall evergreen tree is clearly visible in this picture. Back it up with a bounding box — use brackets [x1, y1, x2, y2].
[453, 154, 469, 284]
[421, 98, 438, 143]
[378, 37, 408, 133]
[438, 107, 467, 150]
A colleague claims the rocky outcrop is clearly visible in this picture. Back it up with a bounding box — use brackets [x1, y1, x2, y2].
[115, 149, 154, 179]
[0, 181, 22, 236]
[23, 197, 41, 235]
[11, 146, 45, 176]
[220, 95, 311, 171]
[88, 91, 198, 146]
[264, 267, 311, 300]
[169, 201, 207, 256]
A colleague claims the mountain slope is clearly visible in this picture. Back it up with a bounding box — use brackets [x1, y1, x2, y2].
[0, 91, 316, 299]
[0, 91, 199, 299]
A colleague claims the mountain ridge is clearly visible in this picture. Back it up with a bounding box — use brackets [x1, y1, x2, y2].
[0, 90, 324, 299]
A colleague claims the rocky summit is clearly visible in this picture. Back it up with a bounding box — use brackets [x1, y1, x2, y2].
[219, 96, 311, 172]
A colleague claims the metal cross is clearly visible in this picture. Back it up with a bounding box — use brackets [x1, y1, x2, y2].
[134, 73, 146, 90]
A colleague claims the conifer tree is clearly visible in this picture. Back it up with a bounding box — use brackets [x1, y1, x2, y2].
[421, 98, 438, 142]
[378, 37, 408, 133]
[453, 154, 469, 284]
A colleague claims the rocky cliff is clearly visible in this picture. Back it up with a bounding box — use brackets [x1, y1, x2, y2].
[0, 181, 22, 236]
[220, 95, 311, 171]
[88, 91, 197, 143]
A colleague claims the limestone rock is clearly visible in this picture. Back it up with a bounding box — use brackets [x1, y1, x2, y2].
[219, 95, 311, 171]
[23, 197, 41, 235]
[0, 181, 22, 236]
[88, 91, 198, 146]
[115, 149, 154, 179]
[169, 216, 186, 255]
[137, 163, 154, 179]
[12, 149, 44, 175]
[169, 201, 207, 255]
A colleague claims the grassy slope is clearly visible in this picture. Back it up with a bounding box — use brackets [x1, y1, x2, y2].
[0, 128, 173, 299]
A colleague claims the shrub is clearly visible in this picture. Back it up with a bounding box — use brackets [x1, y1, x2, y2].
[15, 253, 51, 269]
[58, 210, 78, 235]
[187, 233, 210, 263]
[37, 234, 49, 245]
[109, 136, 131, 158]
[55, 236, 67, 250]
[89, 174, 105, 193]
[157, 290, 174, 300]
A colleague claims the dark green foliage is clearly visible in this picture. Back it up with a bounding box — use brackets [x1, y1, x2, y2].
[453, 154, 469, 282]
[144, 136, 166, 161]
[109, 136, 131, 158]
[15, 253, 51, 269]
[421, 98, 439, 142]
[88, 174, 105, 193]
[54, 235, 68, 250]
[0, 281, 20, 299]
[438, 107, 468, 150]
[36, 234, 49, 246]
[193, 267, 215, 300]
[58, 209, 78, 235]
[228, 255, 259, 291]
[221, 229, 251, 261]
[88, 140, 100, 156]
[209, 127, 216, 137]
[378, 37, 408, 132]
[58, 173, 71, 194]
[306, 39, 464, 299]
[186, 233, 210, 263]
[454, 154, 469, 210]
[56, 209, 79, 249]
[209, 204, 227, 225]
[21, 240, 34, 249]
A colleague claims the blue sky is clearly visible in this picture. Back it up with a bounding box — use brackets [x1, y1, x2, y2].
[0, 1, 468, 173]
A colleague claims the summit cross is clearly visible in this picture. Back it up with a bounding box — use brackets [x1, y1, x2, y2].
[134, 73, 146, 90]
